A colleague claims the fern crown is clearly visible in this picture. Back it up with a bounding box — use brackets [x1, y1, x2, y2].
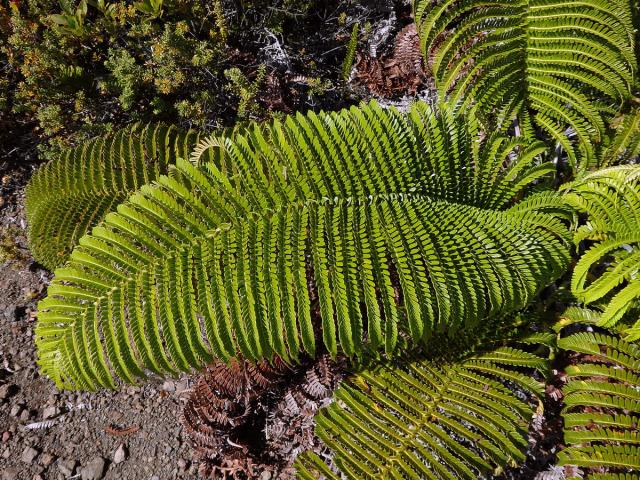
[34, 101, 570, 389]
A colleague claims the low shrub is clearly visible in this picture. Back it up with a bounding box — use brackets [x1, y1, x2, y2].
[3, 0, 376, 159]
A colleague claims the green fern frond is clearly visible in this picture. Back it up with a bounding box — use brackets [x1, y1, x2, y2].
[601, 108, 640, 167]
[562, 166, 640, 338]
[294, 342, 547, 479]
[25, 123, 203, 270]
[342, 23, 360, 81]
[35, 101, 571, 390]
[414, 0, 638, 170]
[554, 306, 603, 331]
[558, 331, 640, 477]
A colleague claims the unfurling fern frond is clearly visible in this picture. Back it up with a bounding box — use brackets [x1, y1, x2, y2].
[25, 123, 203, 270]
[35, 101, 571, 390]
[563, 166, 640, 339]
[294, 341, 548, 479]
[414, 0, 637, 169]
[558, 330, 640, 477]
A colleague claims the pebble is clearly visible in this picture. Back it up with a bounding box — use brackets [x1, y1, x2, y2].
[113, 444, 127, 464]
[9, 405, 21, 417]
[126, 386, 139, 396]
[2, 467, 19, 480]
[21, 446, 39, 464]
[19, 408, 32, 421]
[260, 471, 273, 480]
[42, 406, 59, 419]
[175, 378, 189, 394]
[69, 430, 85, 443]
[161, 380, 175, 393]
[40, 452, 56, 466]
[80, 456, 106, 480]
[0, 383, 18, 400]
[2, 432, 11, 442]
[3, 305, 16, 322]
[57, 458, 77, 477]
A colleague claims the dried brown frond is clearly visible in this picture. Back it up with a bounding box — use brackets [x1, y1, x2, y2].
[266, 355, 343, 461]
[181, 358, 291, 456]
[181, 354, 344, 478]
[354, 24, 427, 97]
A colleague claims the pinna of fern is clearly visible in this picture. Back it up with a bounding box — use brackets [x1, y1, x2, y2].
[414, 0, 638, 171]
[25, 123, 202, 270]
[33, 100, 571, 390]
[600, 107, 640, 167]
[562, 165, 640, 339]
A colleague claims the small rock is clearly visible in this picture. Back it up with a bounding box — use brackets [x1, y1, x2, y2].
[161, 380, 175, 393]
[32, 475, 44, 480]
[113, 444, 127, 464]
[2, 467, 19, 480]
[57, 458, 77, 477]
[9, 405, 22, 417]
[80, 456, 106, 480]
[126, 386, 139, 396]
[175, 378, 189, 394]
[19, 408, 32, 421]
[69, 430, 85, 443]
[0, 383, 18, 400]
[40, 452, 56, 467]
[21, 446, 39, 464]
[177, 458, 187, 470]
[3, 305, 16, 322]
[260, 471, 272, 480]
[42, 406, 59, 419]
[2, 431, 11, 442]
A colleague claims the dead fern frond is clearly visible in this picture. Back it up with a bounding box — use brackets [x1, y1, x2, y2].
[354, 24, 426, 97]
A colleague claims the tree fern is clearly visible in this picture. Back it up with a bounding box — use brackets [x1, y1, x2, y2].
[25, 123, 203, 270]
[294, 338, 548, 479]
[562, 166, 640, 339]
[414, 0, 637, 169]
[558, 330, 640, 478]
[35, 101, 571, 390]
